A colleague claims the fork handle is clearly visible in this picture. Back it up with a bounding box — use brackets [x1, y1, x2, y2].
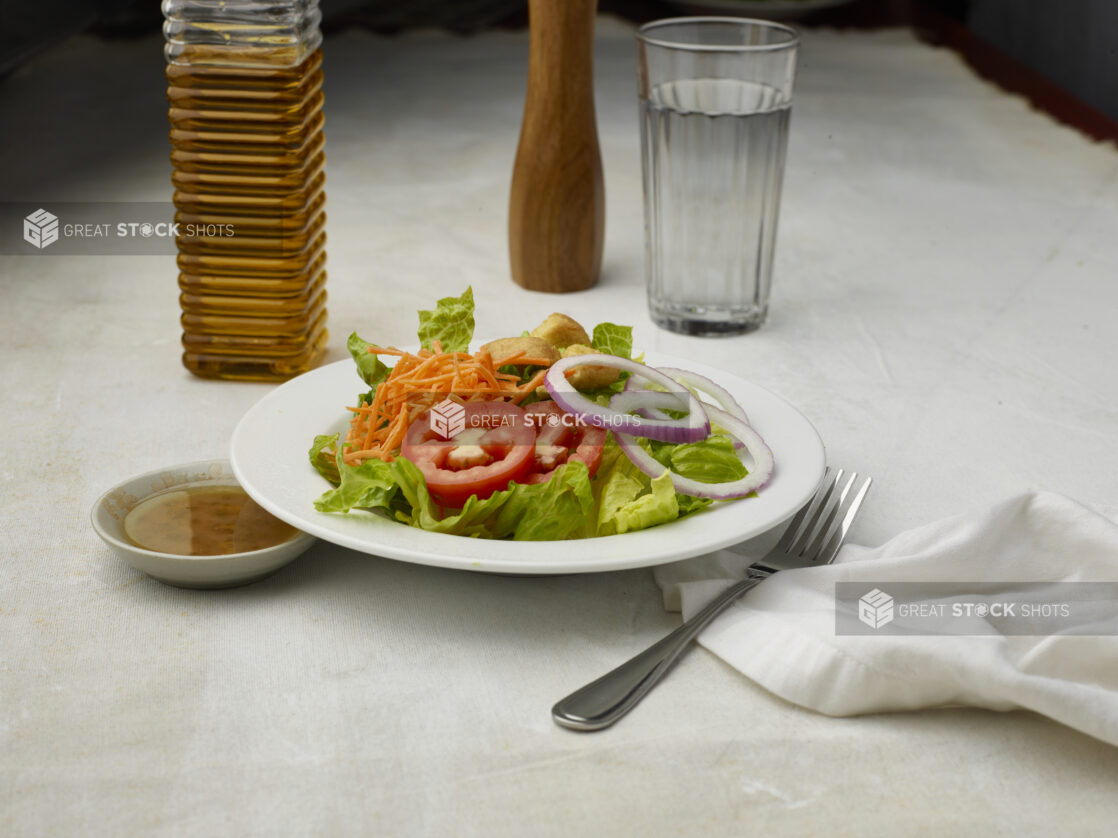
[551, 575, 766, 731]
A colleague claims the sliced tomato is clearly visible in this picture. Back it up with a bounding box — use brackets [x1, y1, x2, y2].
[401, 401, 536, 508]
[522, 401, 606, 484]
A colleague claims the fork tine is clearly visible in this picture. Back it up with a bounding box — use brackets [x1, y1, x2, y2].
[788, 468, 845, 556]
[801, 471, 858, 559]
[784, 468, 844, 556]
[816, 476, 873, 565]
[774, 467, 836, 554]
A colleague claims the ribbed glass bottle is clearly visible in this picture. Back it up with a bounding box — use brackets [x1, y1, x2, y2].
[163, 0, 327, 381]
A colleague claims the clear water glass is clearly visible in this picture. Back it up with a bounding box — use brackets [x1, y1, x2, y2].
[637, 18, 799, 335]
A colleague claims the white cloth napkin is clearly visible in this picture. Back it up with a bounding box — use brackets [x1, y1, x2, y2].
[654, 492, 1118, 747]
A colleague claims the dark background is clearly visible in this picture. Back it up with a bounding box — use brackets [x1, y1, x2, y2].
[2, 0, 1116, 137]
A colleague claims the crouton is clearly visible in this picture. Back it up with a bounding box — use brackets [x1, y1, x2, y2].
[480, 336, 561, 367]
[561, 344, 621, 390]
[530, 313, 591, 350]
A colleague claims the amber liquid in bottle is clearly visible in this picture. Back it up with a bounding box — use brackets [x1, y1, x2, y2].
[167, 48, 327, 381]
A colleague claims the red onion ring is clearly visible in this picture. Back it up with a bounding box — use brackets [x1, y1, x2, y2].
[624, 367, 750, 426]
[544, 356, 710, 443]
[656, 367, 751, 425]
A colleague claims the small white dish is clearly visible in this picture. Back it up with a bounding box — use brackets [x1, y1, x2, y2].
[91, 458, 315, 589]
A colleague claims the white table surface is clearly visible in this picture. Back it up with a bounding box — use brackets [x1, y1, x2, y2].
[3, 17, 1118, 836]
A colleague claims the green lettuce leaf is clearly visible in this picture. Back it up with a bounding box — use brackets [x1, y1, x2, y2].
[648, 434, 748, 512]
[595, 469, 644, 536]
[591, 322, 633, 359]
[391, 457, 593, 541]
[347, 332, 390, 388]
[390, 457, 510, 537]
[493, 461, 594, 541]
[594, 437, 685, 536]
[675, 493, 713, 517]
[417, 286, 475, 353]
[308, 433, 341, 486]
[592, 435, 723, 533]
[314, 449, 398, 514]
[598, 471, 680, 536]
[651, 434, 748, 484]
[347, 332, 391, 406]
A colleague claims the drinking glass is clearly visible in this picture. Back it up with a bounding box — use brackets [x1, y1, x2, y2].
[637, 18, 799, 335]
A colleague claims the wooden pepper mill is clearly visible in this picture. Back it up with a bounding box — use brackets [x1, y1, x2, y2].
[509, 0, 605, 293]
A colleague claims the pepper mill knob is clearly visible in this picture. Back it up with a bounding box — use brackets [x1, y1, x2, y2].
[509, 0, 605, 293]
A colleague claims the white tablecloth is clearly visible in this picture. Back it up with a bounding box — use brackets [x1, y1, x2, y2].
[3, 18, 1118, 836]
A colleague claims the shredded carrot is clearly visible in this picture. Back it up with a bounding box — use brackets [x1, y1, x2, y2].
[342, 342, 557, 466]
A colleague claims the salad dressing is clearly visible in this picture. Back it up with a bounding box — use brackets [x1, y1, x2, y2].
[124, 485, 297, 555]
[164, 0, 328, 381]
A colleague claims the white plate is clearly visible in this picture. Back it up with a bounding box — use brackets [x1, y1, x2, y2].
[230, 351, 825, 575]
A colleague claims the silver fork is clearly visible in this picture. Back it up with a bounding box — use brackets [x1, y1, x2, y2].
[552, 467, 872, 731]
